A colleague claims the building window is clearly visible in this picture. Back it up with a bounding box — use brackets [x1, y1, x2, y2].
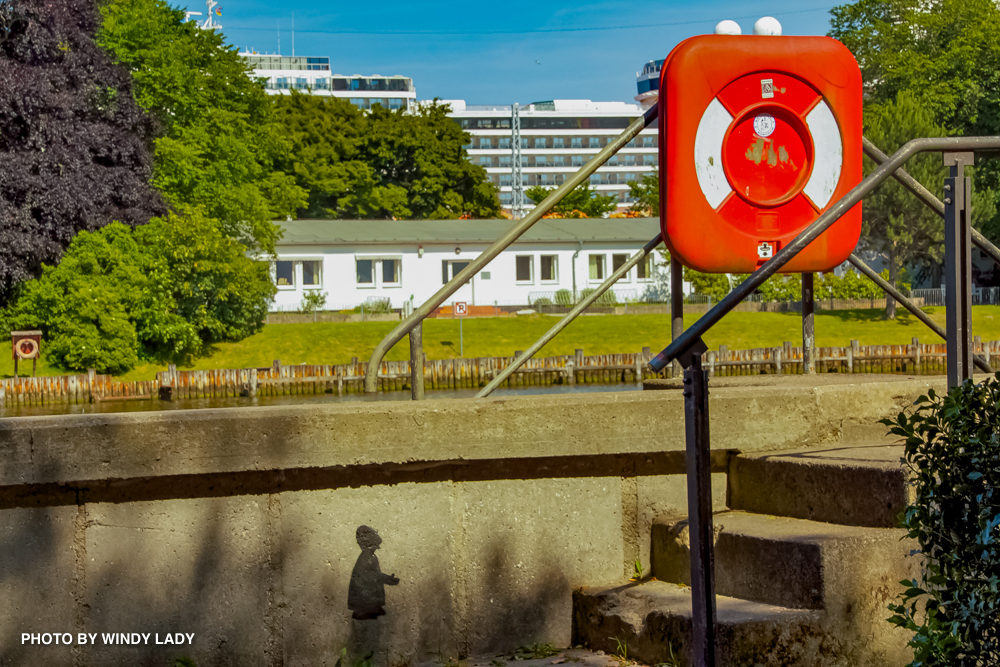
[382, 259, 401, 285]
[534, 138, 547, 149]
[589, 254, 605, 281]
[500, 174, 512, 184]
[552, 137, 564, 148]
[499, 138, 511, 149]
[350, 98, 365, 108]
[389, 98, 403, 110]
[479, 156, 492, 167]
[516, 255, 533, 282]
[295, 77, 308, 89]
[442, 260, 471, 284]
[302, 260, 322, 287]
[499, 156, 512, 167]
[357, 259, 374, 285]
[612, 254, 629, 281]
[535, 155, 548, 166]
[571, 137, 582, 148]
[589, 137, 601, 148]
[540, 255, 557, 282]
[275, 261, 294, 287]
[572, 156, 584, 167]
[637, 255, 654, 281]
[314, 78, 329, 90]
[553, 156, 565, 166]
[480, 138, 492, 149]
[643, 136, 655, 148]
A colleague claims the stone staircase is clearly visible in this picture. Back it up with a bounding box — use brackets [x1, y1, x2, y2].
[573, 444, 920, 665]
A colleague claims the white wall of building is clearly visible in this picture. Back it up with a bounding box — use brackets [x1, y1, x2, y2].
[269, 242, 661, 312]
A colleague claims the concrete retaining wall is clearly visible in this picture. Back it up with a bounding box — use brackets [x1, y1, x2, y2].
[0, 375, 942, 666]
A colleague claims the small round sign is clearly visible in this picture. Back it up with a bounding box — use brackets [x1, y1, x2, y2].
[753, 112, 776, 138]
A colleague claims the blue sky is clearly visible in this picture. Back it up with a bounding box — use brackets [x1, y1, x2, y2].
[181, 0, 841, 105]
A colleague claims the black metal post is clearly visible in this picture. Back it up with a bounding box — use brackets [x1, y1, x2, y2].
[671, 257, 684, 379]
[944, 152, 974, 388]
[801, 273, 815, 375]
[410, 321, 424, 400]
[684, 351, 716, 667]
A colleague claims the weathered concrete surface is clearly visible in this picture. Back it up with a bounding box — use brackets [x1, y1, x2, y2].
[728, 444, 913, 527]
[574, 581, 825, 666]
[0, 378, 933, 666]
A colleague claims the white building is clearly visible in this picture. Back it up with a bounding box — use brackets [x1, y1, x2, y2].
[239, 52, 417, 111]
[269, 218, 663, 312]
[444, 99, 658, 213]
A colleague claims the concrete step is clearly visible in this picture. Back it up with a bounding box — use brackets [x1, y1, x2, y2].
[573, 580, 826, 666]
[651, 510, 916, 611]
[727, 444, 911, 527]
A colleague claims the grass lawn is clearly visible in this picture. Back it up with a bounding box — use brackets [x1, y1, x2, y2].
[5, 306, 1000, 381]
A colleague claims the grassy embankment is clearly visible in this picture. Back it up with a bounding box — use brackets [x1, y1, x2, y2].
[4, 306, 1000, 381]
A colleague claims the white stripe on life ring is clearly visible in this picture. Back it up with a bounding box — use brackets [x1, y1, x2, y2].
[802, 100, 842, 209]
[694, 98, 734, 209]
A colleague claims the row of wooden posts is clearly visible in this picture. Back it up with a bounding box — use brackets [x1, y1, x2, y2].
[1, 337, 996, 407]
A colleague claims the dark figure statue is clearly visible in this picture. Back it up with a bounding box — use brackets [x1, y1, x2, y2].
[348, 525, 399, 620]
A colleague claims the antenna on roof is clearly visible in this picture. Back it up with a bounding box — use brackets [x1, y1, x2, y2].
[277, 20, 280, 55]
[201, 0, 221, 30]
[292, 12, 295, 57]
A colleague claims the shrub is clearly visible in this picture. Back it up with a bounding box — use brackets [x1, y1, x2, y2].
[353, 297, 392, 314]
[301, 291, 327, 313]
[579, 288, 619, 306]
[885, 377, 1000, 665]
[532, 297, 553, 307]
[554, 289, 574, 306]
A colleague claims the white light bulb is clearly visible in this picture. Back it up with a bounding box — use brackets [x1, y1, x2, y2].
[753, 17, 782, 35]
[714, 20, 742, 35]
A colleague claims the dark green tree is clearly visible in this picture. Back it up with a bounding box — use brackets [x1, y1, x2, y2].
[272, 92, 501, 219]
[0, 0, 164, 303]
[628, 173, 659, 217]
[525, 183, 618, 218]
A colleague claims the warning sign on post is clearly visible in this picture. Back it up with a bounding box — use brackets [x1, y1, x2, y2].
[454, 302, 468, 316]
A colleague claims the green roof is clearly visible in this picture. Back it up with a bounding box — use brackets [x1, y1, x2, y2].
[275, 218, 660, 246]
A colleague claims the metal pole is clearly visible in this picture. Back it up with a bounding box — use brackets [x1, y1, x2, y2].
[648, 136, 1000, 374]
[476, 234, 662, 397]
[671, 257, 684, 379]
[366, 104, 660, 392]
[460, 318, 463, 358]
[801, 273, 815, 374]
[849, 253, 992, 373]
[409, 322, 424, 400]
[684, 352, 717, 667]
[863, 137, 1000, 267]
[944, 152, 974, 387]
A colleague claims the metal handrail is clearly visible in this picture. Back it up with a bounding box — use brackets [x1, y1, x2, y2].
[649, 136, 1000, 374]
[862, 137, 1000, 266]
[363, 103, 659, 393]
[476, 233, 663, 397]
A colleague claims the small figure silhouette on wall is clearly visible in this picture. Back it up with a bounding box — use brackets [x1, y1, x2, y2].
[348, 525, 399, 620]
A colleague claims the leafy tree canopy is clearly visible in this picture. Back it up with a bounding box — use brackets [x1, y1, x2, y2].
[0, 0, 164, 303]
[628, 174, 659, 217]
[272, 93, 501, 219]
[97, 0, 306, 251]
[525, 183, 618, 218]
[6, 210, 275, 374]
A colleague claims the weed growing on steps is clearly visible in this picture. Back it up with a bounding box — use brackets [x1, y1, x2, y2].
[510, 643, 559, 660]
[335, 647, 374, 667]
[610, 637, 628, 661]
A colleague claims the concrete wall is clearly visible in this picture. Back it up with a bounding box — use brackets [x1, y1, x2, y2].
[0, 376, 942, 667]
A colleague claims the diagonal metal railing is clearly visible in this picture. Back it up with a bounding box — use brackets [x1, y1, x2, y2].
[364, 103, 659, 393]
[648, 136, 1000, 375]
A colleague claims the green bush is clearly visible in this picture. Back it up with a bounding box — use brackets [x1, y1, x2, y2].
[532, 297, 553, 307]
[579, 288, 619, 306]
[301, 291, 327, 314]
[353, 298, 392, 314]
[885, 377, 1000, 665]
[554, 289, 574, 306]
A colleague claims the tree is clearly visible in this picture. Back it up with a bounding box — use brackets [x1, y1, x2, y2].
[97, 0, 306, 252]
[272, 93, 501, 219]
[0, 0, 165, 303]
[830, 0, 1000, 246]
[525, 183, 618, 218]
[7, 210, 275, 373]
[628, 173, 659, 216]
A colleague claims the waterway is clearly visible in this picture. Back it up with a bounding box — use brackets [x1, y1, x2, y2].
[0, 382, 644, 419]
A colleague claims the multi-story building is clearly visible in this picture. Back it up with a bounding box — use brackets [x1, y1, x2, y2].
[239, 52, 417, 111]
[443, 99, 658, 213]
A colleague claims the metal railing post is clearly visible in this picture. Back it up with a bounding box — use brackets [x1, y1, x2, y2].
[944, 152, 975, 387]
[475, 234, 662, 398]
[671, 257, 684, 379]
[364, 103, 659, 393]
[684, 351, 717, 667]
[409, 322, 424, 400]
[801, 273, 815, 374]
[648, 137, 1000, 374]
